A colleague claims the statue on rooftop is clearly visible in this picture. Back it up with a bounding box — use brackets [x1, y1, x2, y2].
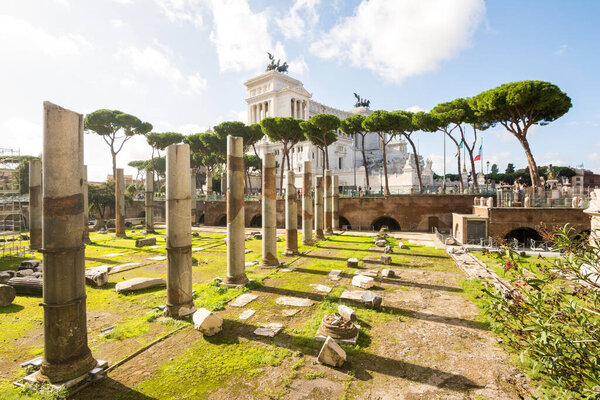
[266, 52, 288, 73]
[353, 93, 370, 108]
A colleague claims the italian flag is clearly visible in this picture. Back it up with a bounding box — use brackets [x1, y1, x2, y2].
[474, 144, 482, 161]
[454, 140, 463, 157]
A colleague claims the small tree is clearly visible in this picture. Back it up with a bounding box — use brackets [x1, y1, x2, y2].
[392, 110, 424, 192]
[491, 163, 499, 174]
[308, 114, 340, 170]
[84, 109, 152, 179]
[471, 80, 572, 188]
[505, 163, 515, 174]
[362, 110, 396, 195]
[88, 181, 114, 226]
[260, 117, 304, 191]
[340, 114, 369, 187]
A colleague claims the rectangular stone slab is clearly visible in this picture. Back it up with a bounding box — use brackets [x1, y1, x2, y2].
[147, 256, 167, 261]
[340, 290, 366, 301]
[310, 284, 332, 293]
[254, 323, 283, 337]
[281, 309, 299, 317]
[275, 296, 313, 307]
[238, 309, 256, 320]
[230, 293, 258, 307]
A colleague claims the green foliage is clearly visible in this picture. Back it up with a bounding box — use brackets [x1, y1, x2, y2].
[478, 226, 599, 398]
[490, 163, 499, 174]
[146, 132, 184, 151]
[304, 371, 325, 380]
[505, 163, 515, 173]
[339, 114, 365, 136]
[260, 117, 304, 187]
[362, 110, 394, 133]
[88, 181, 114, 219]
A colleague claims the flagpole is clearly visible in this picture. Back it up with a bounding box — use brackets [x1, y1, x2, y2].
[480, 136, 484, 174]
[443, 133, 446, 191]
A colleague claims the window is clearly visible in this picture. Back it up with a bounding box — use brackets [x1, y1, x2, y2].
[339, 157, 342, 169]
[312, 152, 315, 159]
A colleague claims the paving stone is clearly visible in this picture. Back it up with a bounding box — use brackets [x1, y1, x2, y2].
[254, 323, 283, 337]
[279, 267, 295, 272]
[317, 336, 346, 367]
[351, 275, 374, 289]
[337, 305, 356, 322]
[310, 284, 332, 293]
[192, 247, 204, 251]
[245, 261, 259, 267]
[347, 258, 359, 268]
[238, 309, 256, 320]
[329, 269, 342, 278]
[149, 245, 161, 249]
[147, 256, 167, 261]
[230, 293, 258, 307]
[193, 308, 223, 336]
[104, 253, 123, 257]
[276, 296, 313, 307]
[361, 291, 383, 309]
[281, 309, 299, 317]
[115, 277, 166, 293]
[340, 290, 366, 301]
[381, 254, 392, 265]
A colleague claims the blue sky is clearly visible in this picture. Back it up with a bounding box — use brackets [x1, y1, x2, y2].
[1, 0, 598, 181]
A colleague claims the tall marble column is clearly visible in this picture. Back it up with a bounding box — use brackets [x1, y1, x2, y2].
[314, 175, 325, 240]
[82, 165, 90, 243]
[226, 136, 249, 285]
[260, 153, 279, 267]
[145, 170, 154, 232]
[38, 102, 96, 382]
[190, 169, 197, 225]
[28, 159, 42, 250]
[165, 144, 196, 318]
[115, 168, 126, 237]
[302, 161, 313, 245]
[324, 170, 333, 235]
[284, 170, 299, 255]
[332, 175, 340, 231]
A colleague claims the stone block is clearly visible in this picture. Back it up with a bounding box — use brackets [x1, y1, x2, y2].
[7, 277, 42, 296]
[19, 260, 41, 270]
[275, 296, 313, 307]
[361, 291, 383, 309]
[0, 284, 16, 306]
[193, 308, 223, 336]
[135, 237, 157, 247]
[351, 275, 374, 289]
[16, 269, 34, 277]
[85, 266, 111, 287]
[381, 254, 392, 265]
[254, 323, 283, 337]
[238, 309, 255, 320]
[381, 269, 394, 278]
[383, 245, 393, 254]
[317, 336, 346, 367]
[0, 271, 12, 284]
[397, 241, 407, 249]
[337, 305, 356, 322]
[115, 277, 166, 293]
[375, 239, 387, 247]
[340, 290, 366, 301]
[32, 272, 43, 279]
[356, 269, 379, 278]
[347, 258, 359, 268]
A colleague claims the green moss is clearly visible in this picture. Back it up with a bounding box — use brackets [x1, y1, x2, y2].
[304, 371, 325, 380]
[102, 317, 150, 341]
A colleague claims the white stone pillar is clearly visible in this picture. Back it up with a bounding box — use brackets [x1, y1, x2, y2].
[302, 161, 313, 245]
[82, 165, 90, 243]
[165, 143, 196, 318]
[145, 169, 154, 232]
[260, 153, 278, 267]
[284, 170, 298, 255]
[291, 98, 295, 118]
[226, 135, 249, 285]
[314, 175, 324, 240]
[29, 159, 42, 250]
[324, 170, 333, 235]
[333, 175, 340, 231]
[191, 169, 197, 224]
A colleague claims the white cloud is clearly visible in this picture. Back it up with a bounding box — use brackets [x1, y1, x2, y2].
[310, 0, 485, 83]
[1, 117, 42, 157]
[154, 0, 203, 27]
[406, 105, 425, 113]
[206, 0, 285, 72]
[554, 44, 568, 56]
[588, 153, 600, 162]
[276, 0, 321, 40]
[0, 15, 92, 57]
[112, 0, 134, 4]
[110, 19, 127, 28]
[288, 56, 309, 76]
[115, 44, 206, 95]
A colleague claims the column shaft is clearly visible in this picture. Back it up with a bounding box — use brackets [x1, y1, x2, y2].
[333, 175, 340, 231]
[82, 165, 90, 243]
[145, 170, 154, 232]
[190, 169, 197, 224]
[302, 161, 313, 245]
[165, 144, 196, 318]
[226, 135, 248, 285]
[260, 153, 278, 267]
[39, 101, 96, 382]
[324, 170, 333, 234]
[115, 168, 125, 237]
[284, 170, 298, 255]
[314, 176, 324, 240]
[29, 159, 42, 250]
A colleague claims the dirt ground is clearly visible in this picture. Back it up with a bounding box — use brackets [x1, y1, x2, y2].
[1, 229, 530, 400]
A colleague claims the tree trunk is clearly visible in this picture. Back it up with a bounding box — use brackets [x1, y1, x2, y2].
[518, 136, 542, 188]
[253, 143, 262, 190]
[466, 147, 478, 189]
[361, 134, 370, 187]
[404, 135, 423, 192]
[381, 133, 390, 195]
[111, 151, 117, 182]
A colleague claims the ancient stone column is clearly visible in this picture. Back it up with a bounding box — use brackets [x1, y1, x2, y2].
[226, 136, 248, 285]
[302, 161, 313, 245]
[332, 175, 340, 231]
[314, 176, 325, 240]
[38, 102, 96, 382]
[145, 170, 154, 232]
[82, 165, 90, 243]
[324, 170, 333, 235]
[260, 153, 279, 267]
[284, 170, 299, 255]
[28, 159, 42, 250]
[165, 144, 197, 318]
[115, 168, 126, 237]
[190, 169, 197, 224]
[221, 172, 227, 195]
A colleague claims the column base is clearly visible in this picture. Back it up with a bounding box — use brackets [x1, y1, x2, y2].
[259, 258, 280, 268]
[283, 249, 299, 256]
[224, 274, 249, 287]
[164, 302, 197, 319]
[37, 350, 97, 384]
[315, 234, 325, 240]
[325, 229, 333, 235]
[302, 240, 313, 246]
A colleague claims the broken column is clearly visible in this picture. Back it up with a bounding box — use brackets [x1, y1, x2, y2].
[38, 102, 96, 382]
[260, 153, 279, 267]
[302, 161, 313, 245]
[28, 159, 42, 250]
[82, 165, 91, 243]
[220, 172, 227, 195]
[324, 169, 333, 235]
[284, 170, 299, 255]
[332, 175, 339, 231]
[225, 135, 249, 285]
[190, 169, 197, 224]
[165, 143, 197, 318]
[115, 168, 126, 237]
[145, 170, 155, 232]
[314, 175, 325, 240]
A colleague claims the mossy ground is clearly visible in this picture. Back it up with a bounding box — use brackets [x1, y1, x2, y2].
[1, 229, 526, 399]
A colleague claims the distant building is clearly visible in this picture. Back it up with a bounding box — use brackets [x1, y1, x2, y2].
[571, 167, 600, 193]
[106, 174, 135, 186]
